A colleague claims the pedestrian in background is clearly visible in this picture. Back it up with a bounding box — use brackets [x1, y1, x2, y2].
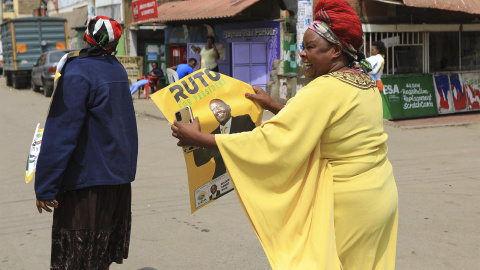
[130, 61, 164, 95]
[171, 0, 398, 269]
[34, 16, 138, 270]
[198, 36, 219, 72]
[171, 58, 197, 79]
[367, 41, 386, 92]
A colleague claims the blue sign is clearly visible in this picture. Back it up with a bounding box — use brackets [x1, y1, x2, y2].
[147, 52, 158, 61]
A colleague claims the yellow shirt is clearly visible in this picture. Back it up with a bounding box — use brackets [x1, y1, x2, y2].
[216, 71, 398, 270]
[200, 47, 218, 69]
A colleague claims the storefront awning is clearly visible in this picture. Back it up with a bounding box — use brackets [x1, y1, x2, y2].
[403, 0, 480, 15]
[131, 0, 261, 26]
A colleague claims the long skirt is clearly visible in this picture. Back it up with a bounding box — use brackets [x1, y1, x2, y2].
[50, 183, 132, 270]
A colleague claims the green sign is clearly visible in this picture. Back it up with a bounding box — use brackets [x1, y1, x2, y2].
[381, 77, 402, 119]
[283, 33, 297, 74]
[381, 74, 437, 119]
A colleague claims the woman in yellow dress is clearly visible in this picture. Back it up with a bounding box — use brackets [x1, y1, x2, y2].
[171, 0, 398, 269]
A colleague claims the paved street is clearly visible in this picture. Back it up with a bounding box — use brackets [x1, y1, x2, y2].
[0, 78, 479, 270]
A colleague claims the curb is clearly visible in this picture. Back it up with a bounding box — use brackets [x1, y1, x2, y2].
[384, 119, 477, 129]
[394, 122, 473, 130]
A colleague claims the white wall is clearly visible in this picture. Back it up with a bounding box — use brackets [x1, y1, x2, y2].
[96, 0, 123, 21]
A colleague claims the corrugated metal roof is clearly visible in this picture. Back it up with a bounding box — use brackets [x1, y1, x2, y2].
[131, 0, 261, 25]
[403, 0, 480, 15]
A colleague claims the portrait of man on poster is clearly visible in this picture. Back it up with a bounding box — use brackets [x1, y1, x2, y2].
[193, 99, 256, 180]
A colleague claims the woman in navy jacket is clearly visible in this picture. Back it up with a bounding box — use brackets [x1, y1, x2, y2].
[35, 16, 138, 270]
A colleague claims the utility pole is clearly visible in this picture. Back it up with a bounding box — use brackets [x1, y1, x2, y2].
[87, 0, 95, 20]
[0, 0, 3, 25]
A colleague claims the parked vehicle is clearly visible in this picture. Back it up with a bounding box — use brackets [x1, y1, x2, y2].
[0, 17, 68, 89]
[31, 49, 72, 97]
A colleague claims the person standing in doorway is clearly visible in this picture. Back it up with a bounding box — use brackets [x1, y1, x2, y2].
[198, 36, 219, 72]
[34, 16, 138, 270]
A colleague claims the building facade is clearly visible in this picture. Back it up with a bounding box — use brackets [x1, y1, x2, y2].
[127, 0, 285, 90]
[126, 0, 480, 117]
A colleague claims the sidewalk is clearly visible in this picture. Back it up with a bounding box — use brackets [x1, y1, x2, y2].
[133, 95, 480, 128]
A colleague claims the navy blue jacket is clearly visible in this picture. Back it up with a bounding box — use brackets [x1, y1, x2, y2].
[35, 55, 138, 201]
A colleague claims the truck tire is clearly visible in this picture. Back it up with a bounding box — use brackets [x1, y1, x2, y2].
[5, 72, 12, 86]
[31, 78, 41, 92]
[12, 76, 22, 89]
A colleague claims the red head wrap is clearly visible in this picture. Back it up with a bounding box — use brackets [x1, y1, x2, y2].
[314, 0, 363, 53]
[83, 16, 122, 48]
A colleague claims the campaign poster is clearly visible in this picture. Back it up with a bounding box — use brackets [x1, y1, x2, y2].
[433, 74, 453, 114]
[449, 73, 467, 112]
[25, 124, 44, 183]
[462, 72, 480, 110]
[296, 0, 312, 65]
[150, 69, 263, 213]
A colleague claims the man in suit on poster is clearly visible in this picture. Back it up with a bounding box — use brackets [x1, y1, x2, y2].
[193, 99, 256, 180]
[209, 184, 221, 200]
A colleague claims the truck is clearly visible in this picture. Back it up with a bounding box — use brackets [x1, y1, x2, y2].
[0, 17, 68, 89]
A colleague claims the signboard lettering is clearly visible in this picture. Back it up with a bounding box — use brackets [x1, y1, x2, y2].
[224, 28, 277, 39]
[132, 0, 158, 22]
[116, 56, 144, 81]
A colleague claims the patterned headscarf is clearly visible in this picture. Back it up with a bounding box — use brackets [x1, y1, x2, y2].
[80, 16, 122, 58]
[310, 0, 371, 72]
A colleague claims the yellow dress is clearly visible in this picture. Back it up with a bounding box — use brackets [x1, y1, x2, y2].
[216, 71, 398, 270]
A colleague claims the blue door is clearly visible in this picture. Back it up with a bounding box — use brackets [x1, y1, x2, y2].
[232, 42, 268, 90]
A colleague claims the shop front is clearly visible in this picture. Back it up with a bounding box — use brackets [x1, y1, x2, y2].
[362, 24, 480, 119]
[161, 21, 281, 90]
[221, 21, 281, 90]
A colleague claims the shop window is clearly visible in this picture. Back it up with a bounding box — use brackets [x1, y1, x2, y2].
[461, 31, 480, 71]
[364, 31, 426, 75]
[429, 32, 460, 72]
[394, 46, 423, 74]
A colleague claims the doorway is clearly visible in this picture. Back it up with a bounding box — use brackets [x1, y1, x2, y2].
[232, 42, 268, 90]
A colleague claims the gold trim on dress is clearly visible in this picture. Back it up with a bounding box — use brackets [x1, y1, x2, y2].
[326, 71, 376, 90]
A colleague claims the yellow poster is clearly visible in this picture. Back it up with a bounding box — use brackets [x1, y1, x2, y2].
[25, 123, 44, 183]
[151, 69, 263, 212]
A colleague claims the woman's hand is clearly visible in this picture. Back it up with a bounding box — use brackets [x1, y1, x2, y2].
[245, 86, 284, 114]
[171, 117, 218, 150]
[171, 117, 202, 147]
[36, 199, 58, 213]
